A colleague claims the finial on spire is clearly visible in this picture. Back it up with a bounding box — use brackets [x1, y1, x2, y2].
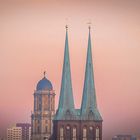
[44, 71, 46, 77]
[87, 21, 92, 31]
[65, 25, 68, 30]
[65, 17, 69, 30]
[88, 25, 91, 31]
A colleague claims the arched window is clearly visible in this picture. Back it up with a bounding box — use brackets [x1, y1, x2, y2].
[37, 119, 40, 130]
[89, 126, 94, 139]
[37, 126, 40, 133]
[38, 95, 42, 110]
[45, 125, 48, 133]
[44, 96, 48, 110]
[60, 127, 64, 140]
[51, 97, 53, 110]
[83, 127, 87, 140]
[72, 127, 77, 140]
[96, 127, 99, 140]
[34, 95, 37, 111]
[66, 125, 71, 140]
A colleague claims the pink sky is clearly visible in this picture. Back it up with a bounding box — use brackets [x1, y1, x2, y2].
[0, 0, 140, 139]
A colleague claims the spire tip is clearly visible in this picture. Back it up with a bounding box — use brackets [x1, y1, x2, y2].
[87, 21, 92, 32]
[89, 25, 91, 30]
[65, 25, 68, 30]
[43, 71, 46, 77]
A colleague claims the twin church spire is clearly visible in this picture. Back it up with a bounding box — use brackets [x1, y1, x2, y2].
[55, 25, 76, 120]
[81, 26, 102, 120]
[55, 26, 102, 121]
[58, 25, 75, 111]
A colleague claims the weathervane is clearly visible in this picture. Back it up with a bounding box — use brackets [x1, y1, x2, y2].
[44, 71, 46, 77]
[65, 24, 68, 30]
[87, 21, 92, 30]
[65, 18, 69, 30]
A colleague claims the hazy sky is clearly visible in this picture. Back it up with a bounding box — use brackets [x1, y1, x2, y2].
[0, 0, 140, 139]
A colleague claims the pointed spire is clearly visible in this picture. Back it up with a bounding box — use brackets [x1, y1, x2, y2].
[55, 26, 76, 120]
[81, 27, 102, 120]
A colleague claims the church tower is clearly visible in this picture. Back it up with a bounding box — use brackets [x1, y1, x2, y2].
[54, 25, 76, 120]
[53, 26, 102, 140]
[53, 26, 78, 140]
[80, 26, 102, 140]
[31, 72, 55, 140]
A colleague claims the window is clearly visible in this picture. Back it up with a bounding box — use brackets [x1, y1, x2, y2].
[44, 96, 48, 110]
[96, 127, 99, 140]
[51, 97, 54, 111]
[72, 127, 77, 140]
[66, 125, 71, 140]
[83, 127, 87, 140]
[45, 126, 48, 133]
[60, 127, 64, 140]
[38, 95, 42, 110]
[89, 126, 94, 139]
[37, 126, 40, 133]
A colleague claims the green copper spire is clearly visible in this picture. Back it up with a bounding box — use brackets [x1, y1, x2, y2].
[81, 26, 102, 120]
[55, 26, 76, 120]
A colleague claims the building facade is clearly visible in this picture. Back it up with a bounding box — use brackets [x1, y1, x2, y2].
[53, 26, 103, 140]
[7, 123, 31, 140]
[31, 73, 55, 140]
[7, 126, 22, 140]
[112, 135, 137, 140]
[16, 123, 31, 140]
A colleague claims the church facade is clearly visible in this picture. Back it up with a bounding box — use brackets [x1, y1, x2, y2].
[53, 26, 103, 140]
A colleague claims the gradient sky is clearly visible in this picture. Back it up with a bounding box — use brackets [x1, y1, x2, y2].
[0, 0, 140, 139]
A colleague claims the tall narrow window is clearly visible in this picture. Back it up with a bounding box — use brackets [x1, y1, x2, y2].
[38, 95, 42, 111]
[83, 127, 87, 140]
[45, 126, 48, 133]
[51, 97, 54, 111]
[66, 125, 71, 140]
[72, 127, 77, 140]
[37, 96, 39, 110]
[37, 119, 40, 133]
[89, 126, 94, 140]
[34, 95, 37, 111]
[96, 127, 99, 140]
[37, 126, 40, 133]
[60, 127, 64, 140]
[44, 96, 48, 110]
